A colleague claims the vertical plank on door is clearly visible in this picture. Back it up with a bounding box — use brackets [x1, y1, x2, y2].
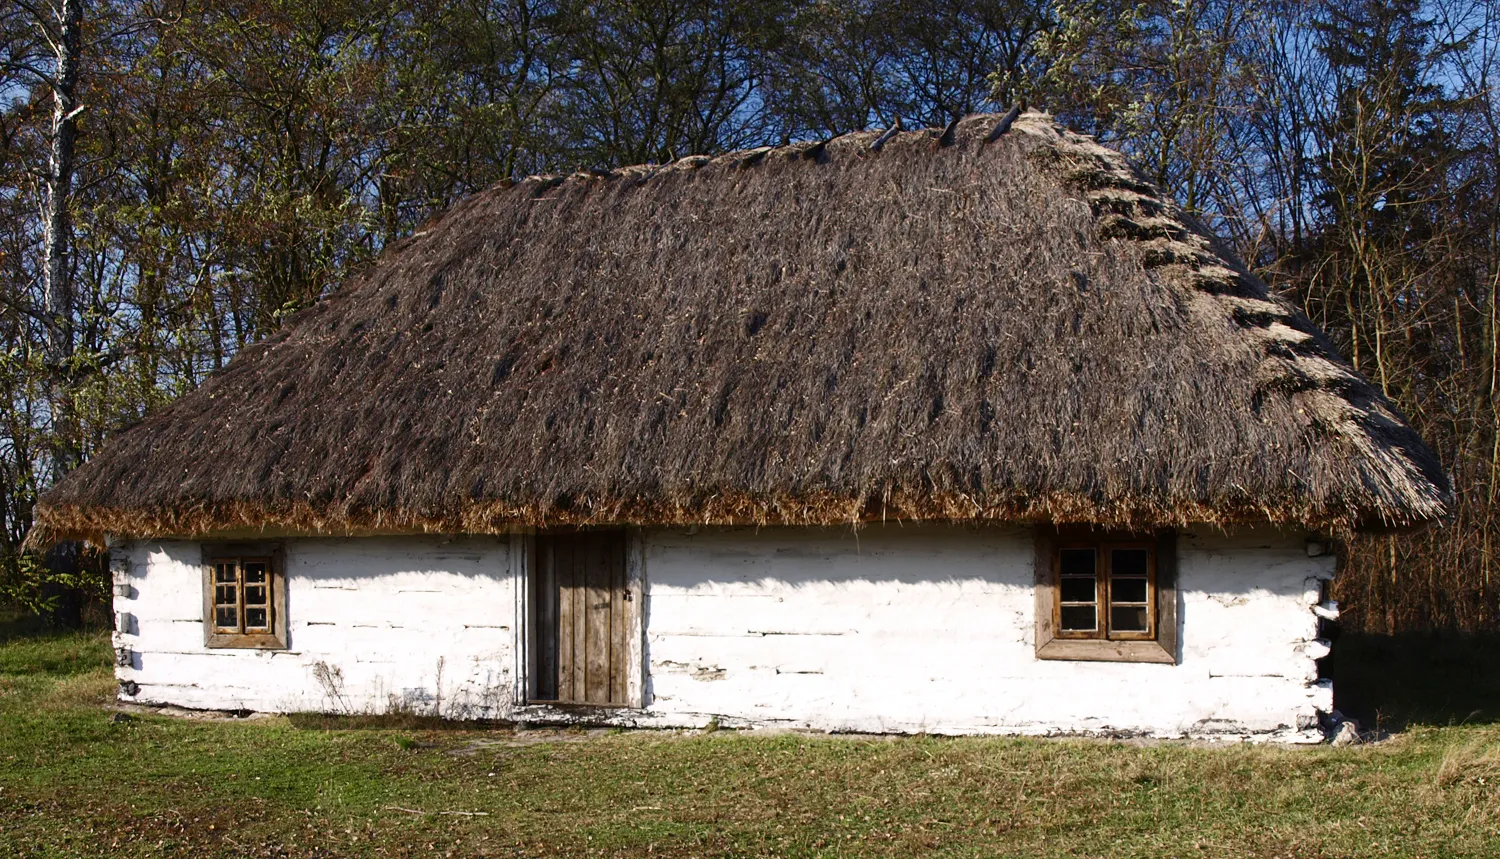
[534, 537, 558, 701]
[554, 537, 571, 703]
[582, 532, 609, 704]
[609, 530, 628, 704]
[570, 537, 587, 703]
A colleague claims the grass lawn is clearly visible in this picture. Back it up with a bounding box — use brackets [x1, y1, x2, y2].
[2, 621, 1498, 857]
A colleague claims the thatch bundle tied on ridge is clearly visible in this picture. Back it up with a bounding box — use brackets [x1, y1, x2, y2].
[30, 113, 1451, 545]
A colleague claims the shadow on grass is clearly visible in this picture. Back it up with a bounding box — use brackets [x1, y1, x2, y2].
[0, 609, 53, 643]
[0, 612, 112, 678]
[1333, 632, 1500, 731]
[0, 605, 111, 644]
[285, 712, 515, 732]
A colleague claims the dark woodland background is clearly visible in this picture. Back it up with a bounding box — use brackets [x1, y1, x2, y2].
[2, 0, 1497, 633]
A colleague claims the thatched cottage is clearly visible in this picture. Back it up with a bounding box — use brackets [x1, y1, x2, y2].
[32, 113, 1448, 740]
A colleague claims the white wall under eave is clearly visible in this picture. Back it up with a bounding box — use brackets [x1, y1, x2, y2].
[634, 524, 1334, 739]
[111, 536, 516, 718]
[111, 523, 1334, 740]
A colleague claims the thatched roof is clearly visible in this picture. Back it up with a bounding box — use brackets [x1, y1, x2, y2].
[32, 113, 1449, 544]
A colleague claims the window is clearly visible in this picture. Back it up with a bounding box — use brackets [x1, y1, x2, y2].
[1035, 528, 1176, 663]
[527, 530, 638, 707]
[1056, 543, 1155, 639]
[202, 545, 286, 648]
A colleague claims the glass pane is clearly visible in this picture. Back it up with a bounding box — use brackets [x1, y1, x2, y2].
[1059, 548, 1096, 578]
[214, 563, 236, 584]
[214, 585, 238, 606]
[245, 608, 268, 630]
[1111, 548, 1149, 578]
[244, 585, 267, 606]
[1060, 605, 1097, 632]
[1111, 606, 1150, 632]
[1060, 576, 1097, 603]
[1112, 576, 1148, 604]
[243, 562, 268, 584]
[215, 607, 238, 629]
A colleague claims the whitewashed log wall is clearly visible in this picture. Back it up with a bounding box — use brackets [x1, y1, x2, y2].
[110, 536, 515, 716]
[111, 524, 1334, 739]
[640, 525, 1332, 740]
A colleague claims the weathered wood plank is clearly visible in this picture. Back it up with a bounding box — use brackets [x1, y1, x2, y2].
[570, 537, 588, 702]
[535, 537, 558, 701]
[1155, 530, 1178, 663]
[610, 530, 628, 704]
[1033, 637, 1176, 663]
[553, 538, 572, 702]
[585, 532, 612, 704]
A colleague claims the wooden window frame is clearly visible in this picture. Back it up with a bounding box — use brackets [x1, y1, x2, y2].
[202, 543, 287, 649]
[1035, 527, 1176, 664]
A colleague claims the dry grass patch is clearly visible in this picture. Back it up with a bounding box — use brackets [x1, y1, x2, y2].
[1436, 729, 1500, 788]
[1431, 728, 1500, 832]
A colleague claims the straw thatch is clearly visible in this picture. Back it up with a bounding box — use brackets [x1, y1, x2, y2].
[31, 113, 1450, 545]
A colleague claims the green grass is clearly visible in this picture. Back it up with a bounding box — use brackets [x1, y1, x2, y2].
[2, 627, 1498, 857]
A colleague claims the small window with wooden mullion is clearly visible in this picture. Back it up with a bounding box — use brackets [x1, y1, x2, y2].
[212, 557, 273, 635]
[202, 545, 286, 649]
[1054, 541, 1155, 641]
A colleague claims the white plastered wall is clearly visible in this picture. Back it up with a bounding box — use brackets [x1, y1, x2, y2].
[112, 523, 1335, 739]
[111, 536, 516, 717]
[638, 524, 1334, 740]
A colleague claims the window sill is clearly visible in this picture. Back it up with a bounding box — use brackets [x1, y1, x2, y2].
[205, 633, 287, 650]
[1035, 638, 1175, 664]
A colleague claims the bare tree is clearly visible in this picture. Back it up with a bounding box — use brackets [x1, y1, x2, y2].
[41, 0, 83, 456]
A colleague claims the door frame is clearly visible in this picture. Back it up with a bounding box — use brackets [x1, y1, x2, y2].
[511, 528, 647, 711]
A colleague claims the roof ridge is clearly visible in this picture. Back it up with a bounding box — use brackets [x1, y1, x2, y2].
[498, 110, 1057, 193]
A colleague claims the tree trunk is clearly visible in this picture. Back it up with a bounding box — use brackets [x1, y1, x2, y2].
[41, 0, 86, 628]
[43, 0, 84, 444]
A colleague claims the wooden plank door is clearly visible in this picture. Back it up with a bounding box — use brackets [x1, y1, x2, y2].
[532, 530, 632, 706]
